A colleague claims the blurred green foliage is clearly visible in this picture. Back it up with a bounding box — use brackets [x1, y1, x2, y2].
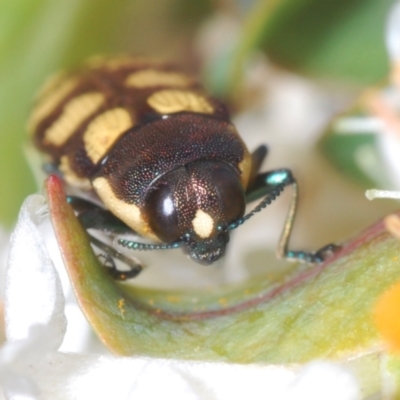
[266, 0, 391, 82]
[0, 0, 395, 226]
[228, 0, 394, 91]
[320, 133, 379, 188]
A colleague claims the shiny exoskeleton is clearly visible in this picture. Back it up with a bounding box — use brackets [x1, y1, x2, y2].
[29, 55, 337, 279]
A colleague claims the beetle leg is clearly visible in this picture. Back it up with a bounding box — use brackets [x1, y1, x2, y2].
[67, 196, 136, 235]
[244, 169, 339, 263]
[90, 235, 142, 280]
[248, 145, 268, 187]
[67, 196, 143, 279]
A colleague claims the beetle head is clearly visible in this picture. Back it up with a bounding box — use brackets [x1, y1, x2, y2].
[181, 230, 230, 265]
[144, 160, 246, 264]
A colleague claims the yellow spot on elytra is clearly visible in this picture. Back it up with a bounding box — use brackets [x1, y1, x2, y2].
[192, 209, 214, 239]
[28, 76, 80, 134]
[373, 280, 400, 352]
[118, 298, 126, 319]
[84, 108, 132, 163]
[147, 89, 214, 115]
[125, 69, 192, 89]
[166, 295, 181, 303]
[59, 156, 91, 189]
[92, 177, 157, 240]
[44, 92, 105, 146]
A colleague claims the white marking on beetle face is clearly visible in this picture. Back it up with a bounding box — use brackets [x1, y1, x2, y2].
[192, 209, 214, 239]
[92, 176, 158, 240]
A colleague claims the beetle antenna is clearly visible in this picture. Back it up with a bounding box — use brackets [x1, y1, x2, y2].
[226, 184, 285, 232]
[117, 238, 183, 251]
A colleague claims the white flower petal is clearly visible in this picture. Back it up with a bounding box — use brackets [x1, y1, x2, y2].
[125, 358, 296, 400]
[282, 361, 360, 400]
[0, 326, 53, 399]
[4, 354, 363, 400]
[386, 1, 400, 62]
[0, 227, 10, 300]
[4, 195, 66, 349]
[8, 354, 297, 400]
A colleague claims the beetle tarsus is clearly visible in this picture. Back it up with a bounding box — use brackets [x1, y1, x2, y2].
[89, 234, 143, 279]
[311, 243, 341, 263]
[284, 243, 340, 264]
[245, 168, 338, 265]
[97, 253, 142, 281]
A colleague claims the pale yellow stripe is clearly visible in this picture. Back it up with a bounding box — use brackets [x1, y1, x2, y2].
[28, 76, 79, 134]
[125, 69, 191, 88]
[84, 108, 132, 163]
[44, 92, 105, 146]
[59, 156, 92, 190]
[92, 176, 158, 240]
[147, 89, 214, 115]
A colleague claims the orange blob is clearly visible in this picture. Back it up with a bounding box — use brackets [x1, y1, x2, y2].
[373, 280, 400, 352]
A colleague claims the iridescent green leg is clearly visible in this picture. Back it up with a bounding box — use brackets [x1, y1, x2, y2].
[67, 196, 143, 280]
[244, 169, 338, 263]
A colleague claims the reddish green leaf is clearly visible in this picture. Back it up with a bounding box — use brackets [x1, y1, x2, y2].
[47, 174, 400, 364]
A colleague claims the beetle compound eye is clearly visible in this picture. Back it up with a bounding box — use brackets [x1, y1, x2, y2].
[187, 162, 246, 229]
[145, 181, 184, 243]
[211, 164, 246, 226]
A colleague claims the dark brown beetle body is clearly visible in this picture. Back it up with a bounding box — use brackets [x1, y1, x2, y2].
[30, 55, 337, 276]
[29, 56, 253, 264]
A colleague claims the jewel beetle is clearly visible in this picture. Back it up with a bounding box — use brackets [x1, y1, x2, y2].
[29, 55, 337, 279]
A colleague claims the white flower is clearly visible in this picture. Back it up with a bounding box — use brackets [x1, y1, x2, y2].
[386, 1, 400, 63]
[333, 1, 400, 190]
